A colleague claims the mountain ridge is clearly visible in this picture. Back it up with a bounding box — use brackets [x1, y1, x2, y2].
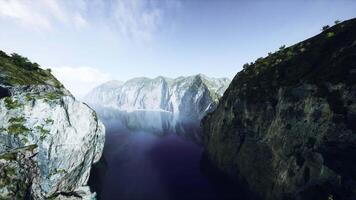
[85, 74, 230, 140]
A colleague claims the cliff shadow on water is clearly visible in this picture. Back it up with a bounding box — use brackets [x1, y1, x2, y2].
[88, 119, 255, 200]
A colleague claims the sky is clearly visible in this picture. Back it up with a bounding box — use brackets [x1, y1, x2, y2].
[0, 0, 355, 97]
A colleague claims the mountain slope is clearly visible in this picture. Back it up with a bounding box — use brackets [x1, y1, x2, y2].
[85, 75, 230, 139]
[203, 18, 356, 199]
[0, 52, 105, 199]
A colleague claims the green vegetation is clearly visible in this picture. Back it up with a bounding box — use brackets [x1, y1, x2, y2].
[4, 97, 22, 110]
[26, 91, 64, 102]
[227, 18, 356, 107]
[0, 145, 38, 161]
[0, 51, 63, 88]
[243, 63, 250, 70]
[53, 81, 64, 89]
[35, 125, 50, 140]
[48, 168, 67, 177]
[7, 117, 30, 142]
[6, 116, 30, 137]
[92, 111, 98, 122]
[327, 32, 335, 38]
[25, 94, 34, 102]
[44, 92, 62, 101]
[8, 117, 25, 124]
[45, 118, 54, 124]
[0, 145, 38, 200]
[322, 25, 330, 31]
[7, 123, 30, 137]
[26, 144, 38, 151]
[56, 169, 67, 173]
[328, 194, 334, 200]
[0, 152, 17, 161]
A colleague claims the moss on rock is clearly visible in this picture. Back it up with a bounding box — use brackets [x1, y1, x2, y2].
[0, 51, 63, 88]
[203, 18, 356, 200]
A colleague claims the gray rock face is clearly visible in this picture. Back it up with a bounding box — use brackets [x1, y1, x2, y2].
[203, 19, 356, 199]
[0, 52, 105, 199]
[85, 74, 230, 140]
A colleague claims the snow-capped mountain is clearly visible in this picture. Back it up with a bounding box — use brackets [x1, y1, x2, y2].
[85, 74, 230, 140]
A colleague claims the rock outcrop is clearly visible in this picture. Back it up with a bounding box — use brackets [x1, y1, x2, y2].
[0, 52, 105, 199]
[85, 75, 230, 140]
[203, 19, 356, 199]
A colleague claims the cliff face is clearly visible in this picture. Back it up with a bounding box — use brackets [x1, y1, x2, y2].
[0, 52, 105, 199]
[85, 75, 230, 139]
[203, 19, 356, 199]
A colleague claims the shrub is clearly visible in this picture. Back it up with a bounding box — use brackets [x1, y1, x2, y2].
[44, 92, 61, 101]
[4, 97, 22, 110]
[243, 63, 250, 69]
[322, 25, 330, 31]
[11, 53, 39, 71]
[279, 45, 286, 50]
[7, 123, 29, 137]
[327, 32, 335, 38]
[8, 117, 25, 124]
[0, 50, 8, 58]
[45, 118, 54, 124]
[35, 125, 50, 140]
[334, 20, 340, 25]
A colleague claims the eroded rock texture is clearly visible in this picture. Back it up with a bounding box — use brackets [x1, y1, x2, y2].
[203, 19, 356, 200]
[0, 52, 105, 199]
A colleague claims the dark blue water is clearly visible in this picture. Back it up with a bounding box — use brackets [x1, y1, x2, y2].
[89, 131, 243, 200]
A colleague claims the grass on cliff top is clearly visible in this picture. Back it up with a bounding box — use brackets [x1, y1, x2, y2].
[225, 18, 356, 104]
[0, 51, 63, 88]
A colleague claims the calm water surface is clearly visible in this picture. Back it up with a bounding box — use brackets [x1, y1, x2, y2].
[89, 130, 242, 200]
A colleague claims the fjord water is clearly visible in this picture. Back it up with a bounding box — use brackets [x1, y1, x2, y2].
[89, 129, 242, 200]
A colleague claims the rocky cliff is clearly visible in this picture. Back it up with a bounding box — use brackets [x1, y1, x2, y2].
[203, 19, 356, 199]
[0, 52, 105, 199]
[85, 75, 230, 139]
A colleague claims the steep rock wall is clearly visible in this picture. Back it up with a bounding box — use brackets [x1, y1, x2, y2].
[203, 19, 356, 199]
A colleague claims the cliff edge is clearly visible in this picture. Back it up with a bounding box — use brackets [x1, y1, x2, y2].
[0, 52, 105, 199]
[203, 19, 356, 199]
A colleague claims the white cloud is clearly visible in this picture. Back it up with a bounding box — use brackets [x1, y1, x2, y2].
[0, 0, 180, 41]
[0, 0, 51, 30]
[110, 0, 162, 43]
[109, 0, 181, 43]
[50, 66, 112, 98]
[73, 13, 88, 29]
[0, 0, 89, 30]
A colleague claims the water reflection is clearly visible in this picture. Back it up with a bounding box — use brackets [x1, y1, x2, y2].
[89, 130, 243, 200]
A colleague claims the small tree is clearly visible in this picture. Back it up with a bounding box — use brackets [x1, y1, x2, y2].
[256, 57, 264, 63]
[242, 63, 250, 69]
[279, 45, 286, 50]
[322, 25, 330, 31]
[0, 50, 8, 58]
[334, 20, 340, 25]
[11, 53, 39, 70]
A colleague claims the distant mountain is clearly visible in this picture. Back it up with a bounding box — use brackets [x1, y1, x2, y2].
[85, 74, 230, 140]
[203, 18, 356, 199]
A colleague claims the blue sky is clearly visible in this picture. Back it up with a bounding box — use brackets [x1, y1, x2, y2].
[0, 0, 355, 97]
